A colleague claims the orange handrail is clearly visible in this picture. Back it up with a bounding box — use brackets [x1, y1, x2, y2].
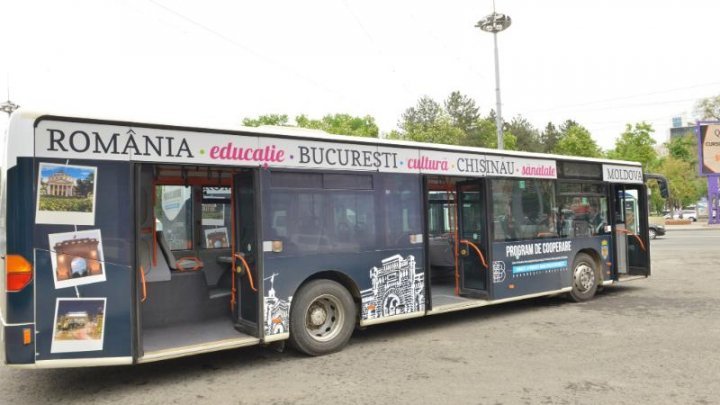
[235, 253, 258, 292]
[616, 228, 646, 252]
[139, 266, 147, 303]
[460, 239, 489, 269]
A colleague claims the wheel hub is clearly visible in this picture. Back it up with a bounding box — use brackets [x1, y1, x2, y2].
[574, 264, 595, 292]
[309, 305, 327, 326]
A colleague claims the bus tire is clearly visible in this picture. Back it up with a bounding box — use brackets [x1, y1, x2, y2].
[568, 253, 598, 302]
[289, 279, 356, 356]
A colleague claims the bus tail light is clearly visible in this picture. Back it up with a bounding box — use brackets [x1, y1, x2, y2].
[6, 254, 33, 292]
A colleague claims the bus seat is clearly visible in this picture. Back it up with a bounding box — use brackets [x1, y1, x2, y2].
[156, 231, 204, 271]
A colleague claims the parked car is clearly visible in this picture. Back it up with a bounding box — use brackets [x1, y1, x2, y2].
[648, 224, 666, 239]
[664, 208, 697, 221]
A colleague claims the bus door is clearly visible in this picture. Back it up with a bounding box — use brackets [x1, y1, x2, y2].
[456, 180, 490, 297]
[611, 185, 650, 277]
[233, 169, 260, 334]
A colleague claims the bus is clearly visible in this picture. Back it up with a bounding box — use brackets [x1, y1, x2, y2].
[0, 111, 667, 368]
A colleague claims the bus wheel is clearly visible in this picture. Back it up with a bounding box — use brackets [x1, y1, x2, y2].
[289, 279, 355, 356]
[569, 253, 598, 302]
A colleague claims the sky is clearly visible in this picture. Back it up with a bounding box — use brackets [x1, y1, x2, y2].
[2, 0, 720, 150]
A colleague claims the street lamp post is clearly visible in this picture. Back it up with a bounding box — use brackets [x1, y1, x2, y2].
[476, 7, 511, 150]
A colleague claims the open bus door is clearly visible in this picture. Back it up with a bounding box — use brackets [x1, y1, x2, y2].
[456, 180, 490, 297]
[232, 169, 261, 335]
[611, 184, 650, 277]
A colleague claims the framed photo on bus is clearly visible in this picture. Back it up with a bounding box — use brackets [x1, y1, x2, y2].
[48, 229, 106, 289]
[36, 163, 98, 225]
[50, 298, 107, 353]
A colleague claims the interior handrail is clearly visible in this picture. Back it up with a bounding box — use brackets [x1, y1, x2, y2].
[459, 239, 489, 269]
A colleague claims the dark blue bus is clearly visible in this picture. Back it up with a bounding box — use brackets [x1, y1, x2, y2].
[1, 112, 665, 367]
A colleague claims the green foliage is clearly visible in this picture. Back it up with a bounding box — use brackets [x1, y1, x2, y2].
[242, 113, 378, 137]
[396, 92, 507, 148]
[505, 115, 542, 152]
[460, 118, 496, 148]
[39, 196, 93, 212]
[296, 114, 379, 137]
[76, 173, 95, 197]
[666, 133, 696, 162]
[695, 94, 720, 120]
[242, 114, 290, 127]
[401, 115, 466, 145]
[444, 91, 480, 134]
[607, 122, 658, 170]
[656, 156, 705, 209]
[540, 122, 560, 154]
[553, 125, 603, 157]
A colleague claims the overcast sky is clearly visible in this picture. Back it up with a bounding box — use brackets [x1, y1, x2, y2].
[2, 0, 719, 150]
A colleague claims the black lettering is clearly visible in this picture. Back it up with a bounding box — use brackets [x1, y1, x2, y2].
[351, 150, 361, 166]
[176, 138, 193, 158]
[326, 148, 337, 165]
[144, 136, 163, 156]
[122, 135, 141, 155]
[94, 132, 119, 154]
[299, 146, 310, 164]
[362, 151, 372, 167]
[47, 129, 67, 152]
[69, 131, 90, 152]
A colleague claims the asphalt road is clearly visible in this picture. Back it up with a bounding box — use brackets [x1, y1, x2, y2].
[2, 228, 719, 404]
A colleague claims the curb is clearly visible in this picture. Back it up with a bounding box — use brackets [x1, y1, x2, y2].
[664, 225, 720, 231]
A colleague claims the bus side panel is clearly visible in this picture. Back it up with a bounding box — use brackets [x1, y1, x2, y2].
[262, 247, 425, 335]
[32, 159, 135, 362]
[260, 171, 426, 338]
[4, 158, 37, 364]
[491, 236, 611, 300]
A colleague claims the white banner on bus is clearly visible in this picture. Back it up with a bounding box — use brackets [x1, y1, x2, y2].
[35, 120, 557, 179]
[602, 164, 643, 184]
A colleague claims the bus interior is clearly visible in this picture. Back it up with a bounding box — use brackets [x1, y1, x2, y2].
[135, 164, 259, 360]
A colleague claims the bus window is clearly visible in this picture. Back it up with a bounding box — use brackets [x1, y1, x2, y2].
[155, 185, 193, 250]
[491, 179, 556, 241]
[556, 182, 608, 237]
[201, 186, 231, 249]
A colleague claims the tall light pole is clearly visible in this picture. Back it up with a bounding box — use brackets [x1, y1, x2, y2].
[476, 4, 511, 150]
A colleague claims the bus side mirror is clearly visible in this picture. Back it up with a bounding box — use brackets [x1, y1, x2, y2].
[644, 173, 669, 199]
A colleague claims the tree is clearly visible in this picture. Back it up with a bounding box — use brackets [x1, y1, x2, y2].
[695, 94, 720, 120]
[242, 114, 290, 127]
[243, 113, 378, 137]
[540, 122, 561, 154]
[460, 117, 497, 148]
[666, 133, 696, 162]
[505, 115, 542, 152]
[607, 122, 658, 170]
[296, 114, 379, 137]
[553, 125, 603, 157]
[444, 91, 480, 134]
[656, 156, 706, 209]
[399, 96, 442, 133]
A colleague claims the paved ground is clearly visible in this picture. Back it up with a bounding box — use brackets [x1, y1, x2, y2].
[2, 228, 719, 404]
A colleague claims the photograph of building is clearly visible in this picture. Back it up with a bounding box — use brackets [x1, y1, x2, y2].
[51, 298, 106, 353]
[48, 229, 106, 289]
[36, 163, 98, 225]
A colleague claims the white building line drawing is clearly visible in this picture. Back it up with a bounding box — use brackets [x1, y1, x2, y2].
[263, 273, 292, 336]
[360, 254, 424, 320]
